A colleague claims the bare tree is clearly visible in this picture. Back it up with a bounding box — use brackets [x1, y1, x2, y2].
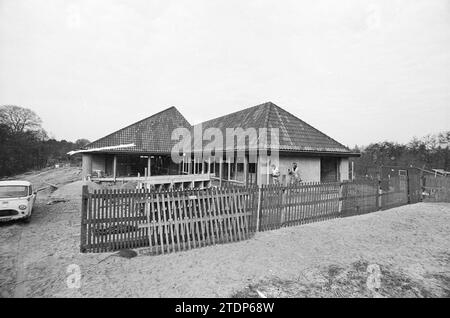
[0, 105, 43, 133]
[438, 131, 450, 149]
[34, 128, 49, 141]
[75, 138, 91, 148]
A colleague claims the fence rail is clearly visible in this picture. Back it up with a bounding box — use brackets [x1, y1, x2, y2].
[81, 175, 438, 254]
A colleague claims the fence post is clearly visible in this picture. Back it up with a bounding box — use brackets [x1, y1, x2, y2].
[338, 182, 344, 215]
[80, 185, 89, 253]
[377, 180, 382, 210]
[420, 174, 425, 202]
[255, 186, 262, 232]
[280, 188, 286, 225]
[406, 171, 411, 204]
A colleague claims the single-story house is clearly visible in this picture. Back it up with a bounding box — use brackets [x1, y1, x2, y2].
[74, 102, 359, 188]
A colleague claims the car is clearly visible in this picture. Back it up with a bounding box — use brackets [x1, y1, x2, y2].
[0, 180, 36, 223]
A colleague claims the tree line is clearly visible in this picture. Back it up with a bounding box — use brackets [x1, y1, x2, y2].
[350, 131, 450, 177]
[0, 105, 90, 177]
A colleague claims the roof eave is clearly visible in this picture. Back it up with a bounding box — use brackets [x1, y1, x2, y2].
[189, 147, 360, 157]
[76, 150, 174, 155]
[279, 149, 360, 157]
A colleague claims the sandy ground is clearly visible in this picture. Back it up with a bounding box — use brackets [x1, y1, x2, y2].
[12, 166, 82, 191]
[1, 167, 450, 298]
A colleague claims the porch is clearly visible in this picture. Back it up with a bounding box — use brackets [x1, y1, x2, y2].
[81, 152, 260, 188]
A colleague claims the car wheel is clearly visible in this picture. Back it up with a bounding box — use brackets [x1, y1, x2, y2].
[22, 214, 31, 223]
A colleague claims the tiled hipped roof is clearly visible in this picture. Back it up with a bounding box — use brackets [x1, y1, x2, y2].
[193, 102, 352, 154]
[85, 107, 192, 154]
[84, 102, 354, 155]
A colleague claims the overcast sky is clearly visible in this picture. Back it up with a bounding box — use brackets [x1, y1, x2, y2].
[0, 0, 449, 147]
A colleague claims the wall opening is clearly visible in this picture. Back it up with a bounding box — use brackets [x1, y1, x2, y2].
[320, 157, 339, 182]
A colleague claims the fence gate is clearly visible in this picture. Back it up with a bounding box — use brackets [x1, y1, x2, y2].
[380, 176, 408, 210]
[341, 180, 379, 217]
[258, 185, 284, 231]
[407, 170, 422, 204]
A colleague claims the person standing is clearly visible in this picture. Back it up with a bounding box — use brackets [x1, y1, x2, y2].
[289, 162, 302, 184]
[271, 164, 280, 185]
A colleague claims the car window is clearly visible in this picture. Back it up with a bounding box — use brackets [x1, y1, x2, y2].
[0, 186, 29, 198]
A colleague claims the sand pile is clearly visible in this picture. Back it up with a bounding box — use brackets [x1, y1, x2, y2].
[49, 180, 101, 201]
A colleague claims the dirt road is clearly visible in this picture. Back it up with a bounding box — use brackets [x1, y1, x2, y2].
[1, 169, 449, 297]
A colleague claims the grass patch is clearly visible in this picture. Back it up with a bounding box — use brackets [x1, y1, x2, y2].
[232, 260, 449, 298]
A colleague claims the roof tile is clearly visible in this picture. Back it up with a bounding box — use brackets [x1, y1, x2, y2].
[86, 107, 191, 153]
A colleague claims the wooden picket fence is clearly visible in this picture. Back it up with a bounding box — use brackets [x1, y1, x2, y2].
[423, 175, 450, 202]
[256, 182, 341, 231]
[252, 178, 409, 231]
[80, 175, 422, 254]
[80, 187, 254, 254]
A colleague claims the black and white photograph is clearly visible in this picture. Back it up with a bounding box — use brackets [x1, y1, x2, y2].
[0, 0, 449, 303]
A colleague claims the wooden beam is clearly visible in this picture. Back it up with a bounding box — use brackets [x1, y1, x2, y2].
[244, 155, 248, 186]
[351, 161, 354, 180]
[81, 154, 93, 180]
[147, 157, 151, 177]
[219, 157, 223, 187]
[113, 155, 117, 180]
[256, 154, 261, 186]
[188, 156, 191, 175]
[235, 157, 238, 181]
